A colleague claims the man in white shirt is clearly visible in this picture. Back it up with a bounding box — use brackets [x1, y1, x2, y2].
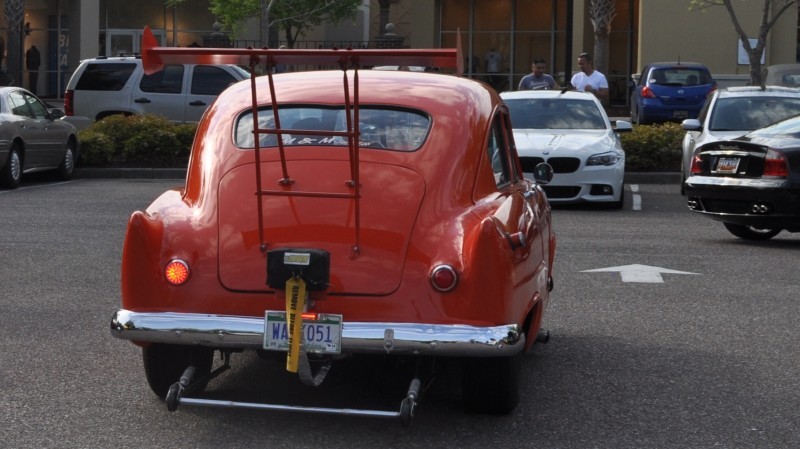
[570, 52, 608, 102]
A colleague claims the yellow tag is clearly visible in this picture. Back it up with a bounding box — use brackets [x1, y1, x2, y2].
[285, 276, 306, 373]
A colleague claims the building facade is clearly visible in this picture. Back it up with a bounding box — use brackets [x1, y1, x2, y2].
[1, 0, 798, 104]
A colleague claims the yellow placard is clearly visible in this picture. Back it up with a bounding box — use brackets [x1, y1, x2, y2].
[285, 276, 306, 373]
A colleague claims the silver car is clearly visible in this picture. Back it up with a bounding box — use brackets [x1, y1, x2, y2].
[681, 86, 800, 194]
[0, 87, 79, 189]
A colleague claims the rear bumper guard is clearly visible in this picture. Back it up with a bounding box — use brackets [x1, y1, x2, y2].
[110, 309, 524, 357]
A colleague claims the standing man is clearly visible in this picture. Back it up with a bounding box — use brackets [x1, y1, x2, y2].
[570, 52, 608, 102]
[26, 45, 41, 95]
[485, 47, 503, 90]
[518, 58, 560, 90]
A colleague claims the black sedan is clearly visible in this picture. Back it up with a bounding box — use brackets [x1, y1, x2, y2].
[685, 114, 800, 240]
[0, 87, 79, 189]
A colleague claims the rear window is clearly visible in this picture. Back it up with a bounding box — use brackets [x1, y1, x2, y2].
[74, 62, 136, 91]
[710, 96, 800, 131]
[647, 68, 712, 87]
[505, 98, 607, 130]
[234, 106, 431, 152]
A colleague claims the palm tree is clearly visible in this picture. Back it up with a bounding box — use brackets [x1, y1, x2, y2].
[589, 0, 616, 78]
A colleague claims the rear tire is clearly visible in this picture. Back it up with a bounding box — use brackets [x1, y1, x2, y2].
[723, 223, 781, 241]
[142, 344, 214, 398]
[462, 354, 521, 415]
[0, 144, 22, 189]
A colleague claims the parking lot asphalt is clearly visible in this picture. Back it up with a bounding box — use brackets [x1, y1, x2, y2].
[74, 167, 681, 184]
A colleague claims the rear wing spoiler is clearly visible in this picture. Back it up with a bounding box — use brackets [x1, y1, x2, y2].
[140, 26, 462, 258]
[141, 26, 463, 75]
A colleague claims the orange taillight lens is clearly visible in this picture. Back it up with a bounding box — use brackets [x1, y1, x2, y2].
[164, 259, 190, 285]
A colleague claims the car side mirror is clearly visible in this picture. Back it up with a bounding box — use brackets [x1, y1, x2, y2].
[48, 108, 65, 119]
[614, 120, 633, 133]
[682, 118, 702, 131]
[533, 162, 553, 185]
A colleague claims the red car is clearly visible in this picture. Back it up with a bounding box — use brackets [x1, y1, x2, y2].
[110, 27, 556, 424]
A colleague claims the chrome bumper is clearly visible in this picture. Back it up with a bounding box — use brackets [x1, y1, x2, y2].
[110, 310, 524, 357]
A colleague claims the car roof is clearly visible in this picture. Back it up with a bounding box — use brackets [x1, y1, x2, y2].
[644, 62, 710, 69]
[716, 86, 800, 97]
[79, 56, 142, 63]
[500, 90, 599, 101]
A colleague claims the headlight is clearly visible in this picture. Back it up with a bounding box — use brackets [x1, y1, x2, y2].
[587, 151, 622, 166]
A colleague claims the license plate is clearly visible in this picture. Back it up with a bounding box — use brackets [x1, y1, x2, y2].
[263, 311, 342, 354]
[673, 110, 688, 119]
[714, 157, 740, 174]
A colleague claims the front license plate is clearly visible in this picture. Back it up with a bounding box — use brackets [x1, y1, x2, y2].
[714, 157, 740, 174]
[263, 311, 342, 354]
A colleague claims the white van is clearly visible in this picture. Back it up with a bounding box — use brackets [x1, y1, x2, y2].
[64, 56, 250, 123]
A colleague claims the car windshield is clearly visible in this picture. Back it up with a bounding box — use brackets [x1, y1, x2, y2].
[648, 68, 711, 87]
[505, 98, 607, 130]
[235, 106, 431, 152]
[709, 96, 800, 131]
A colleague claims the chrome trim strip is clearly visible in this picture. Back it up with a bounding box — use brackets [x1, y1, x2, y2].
[110, 310, 524, 357]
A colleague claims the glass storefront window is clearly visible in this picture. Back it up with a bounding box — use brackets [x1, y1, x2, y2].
[515, 0, 556, 31]
[439, 0, 636, 106]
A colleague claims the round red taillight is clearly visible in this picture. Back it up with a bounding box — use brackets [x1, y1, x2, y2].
[164, 259, 190, 285]
[430, 265, 458, 292]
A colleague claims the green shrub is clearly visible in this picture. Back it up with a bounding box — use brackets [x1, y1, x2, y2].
[621, 122, 684, 172]
[78, 129, 117, 166]
[78, 114, 197, 167]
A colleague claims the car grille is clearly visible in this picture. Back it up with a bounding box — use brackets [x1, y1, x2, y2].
[543, 186, 581, 199]
[520, 156, 580, 174]
[546, 157, 581, 173]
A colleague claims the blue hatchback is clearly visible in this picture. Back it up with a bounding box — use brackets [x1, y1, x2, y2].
[630, 62, 716, 125]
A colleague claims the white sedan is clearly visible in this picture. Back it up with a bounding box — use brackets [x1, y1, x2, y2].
[680, 86, 800, 194]
[501, 90, 631, 208]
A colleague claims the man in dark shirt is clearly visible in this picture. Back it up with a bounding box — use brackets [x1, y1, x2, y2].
[518, 58, 560, 91]
[26, 45, 41, 95]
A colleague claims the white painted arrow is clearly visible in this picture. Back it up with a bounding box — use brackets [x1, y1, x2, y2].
[581, 264, 699, 283]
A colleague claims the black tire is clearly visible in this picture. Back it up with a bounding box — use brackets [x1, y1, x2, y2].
[57, 139, 77, 180]
[142, 344, 214, 398]
[723, 223, 781, 241]
[462, 354, 521, 415]
[0, 143, 22, 189]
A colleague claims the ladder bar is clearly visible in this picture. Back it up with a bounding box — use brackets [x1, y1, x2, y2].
[352, 69, 362, 254]
[257, 190, 357, 199]
[248, 58, 267, 253]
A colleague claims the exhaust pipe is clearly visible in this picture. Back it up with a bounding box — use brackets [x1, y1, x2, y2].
[750, 203, 770, 215]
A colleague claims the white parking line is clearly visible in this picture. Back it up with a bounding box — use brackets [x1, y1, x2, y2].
[0, 181, 74, 193]
[630, 184, 642, 211]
